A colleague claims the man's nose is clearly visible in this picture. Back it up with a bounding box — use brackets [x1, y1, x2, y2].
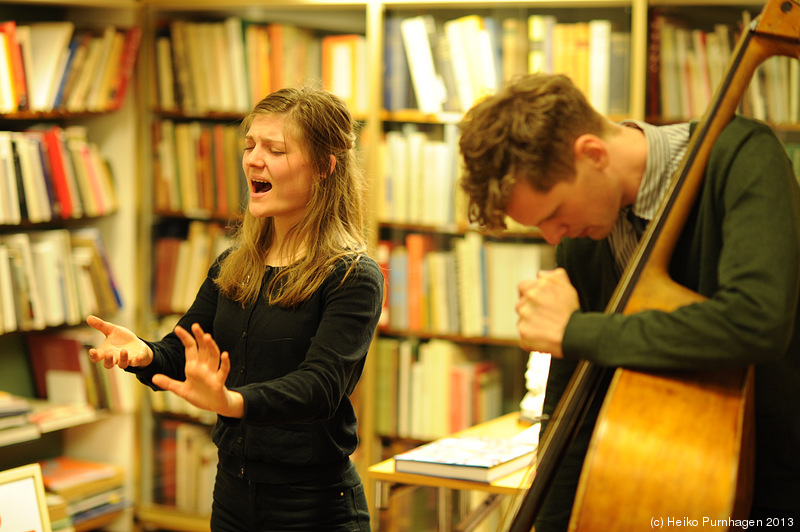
[539, 222, 565, 245]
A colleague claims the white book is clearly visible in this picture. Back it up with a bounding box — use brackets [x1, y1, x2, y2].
[10, 133, 45, 223]
[484, 241, 518, 340]
[224, 17, 249, 112]
[27, 21, 74, 111]
[183, 22, 209, 113]
[210, 23, 234, 112]
[170, 239, 191, 313]
[384, 130, 408, 222]
[0, 244, 15, 333]
[425, 251, 450, 335]
[156, 37, 176, 110]
[71, 246, 99, 317]
[658, 19, 681, 121]
[420, 140, 453, 226]
[0, 34, 16, 113]
[84, 25, 116, 112]
[23, 133, 53, 222]
[88, 143, 118, 214]
[459, 15, 498, 103]
[400, 15, 445, 114]
[31, 230, 81, 325]
[65, 36, 102, 112]
[409, 356, 427, 440]
[404, 129, 427, 223]
[158, 120, 181, 212]
[64, 129, 101, 217]
[455, 232, 486, 337]
[195, 23, 219, 111]
[588, 19, 611, 115]
[30, 239, 66, 327]
[0, 131, 20, 224]
[2, 232, 46, 330]
[396, 338, 415, 438]
[182, 221, 212, 311]
[176, 422, 209, 514]
[174, 122, 199, 213]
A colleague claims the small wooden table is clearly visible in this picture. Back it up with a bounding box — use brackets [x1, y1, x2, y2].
[367, 412, 537, 532]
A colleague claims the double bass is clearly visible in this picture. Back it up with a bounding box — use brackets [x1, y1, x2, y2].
[507, 0, 800, 529]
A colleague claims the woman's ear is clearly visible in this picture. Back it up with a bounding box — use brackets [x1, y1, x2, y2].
[325, 154, 336, 179]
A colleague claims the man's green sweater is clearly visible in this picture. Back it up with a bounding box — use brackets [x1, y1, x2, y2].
[537, 116, 800, 530]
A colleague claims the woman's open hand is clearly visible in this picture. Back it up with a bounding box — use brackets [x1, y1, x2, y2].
[87, 315, 153, 369]
[151, 323, 244, 418]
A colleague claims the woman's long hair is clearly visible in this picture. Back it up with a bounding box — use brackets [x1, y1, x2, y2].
[215, 86, 368, 308]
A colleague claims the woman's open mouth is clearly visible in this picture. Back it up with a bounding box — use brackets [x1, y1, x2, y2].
[251, 178, 272, 194]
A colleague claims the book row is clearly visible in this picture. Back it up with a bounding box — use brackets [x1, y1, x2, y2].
[0, 21, 141, 114]
[25, 330, 135, 416]
[0, 227, 121, 334]
[378, 232, 554, 340]
[374, 337, 508, 441]
[391, 13, 630, 116]
[152, 418, 216, 516]
[0, 371, 131, 448]
[0, 126, 118, 225]
[152, 221, 232, 316]
[379, 123, 463, 227]
[153, 119, 245, 219]
[650, 10, 799, 124]
[154, 18, 366, 116]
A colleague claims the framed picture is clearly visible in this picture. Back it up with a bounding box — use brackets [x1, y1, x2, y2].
[0, 463, 52, 532]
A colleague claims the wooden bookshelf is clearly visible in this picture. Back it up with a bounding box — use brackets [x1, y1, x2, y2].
[0, 0, 143, 529]
[134, 0, 800, 530]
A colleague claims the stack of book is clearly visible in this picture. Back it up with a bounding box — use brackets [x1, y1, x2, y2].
[45, 493, 74, 532]
[38, 456, 127, 528]
[0, 390, 39, 446]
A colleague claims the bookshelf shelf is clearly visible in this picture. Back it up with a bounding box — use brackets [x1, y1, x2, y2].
[140, 0, 367, 8]
[136, 504, 211, 532]
[379, 328, 525, 347]
[379, 221, 545, 240]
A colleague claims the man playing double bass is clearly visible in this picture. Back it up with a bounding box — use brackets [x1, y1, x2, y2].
[458, 73, 800, 531]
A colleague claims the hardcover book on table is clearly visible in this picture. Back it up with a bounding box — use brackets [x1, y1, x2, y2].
[393, 435, 536, 483]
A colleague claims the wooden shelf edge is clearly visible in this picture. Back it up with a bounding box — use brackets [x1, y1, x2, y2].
[136, 504, 211, 532]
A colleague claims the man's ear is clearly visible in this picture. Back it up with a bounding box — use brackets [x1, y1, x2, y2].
[573, 134, 608, 169]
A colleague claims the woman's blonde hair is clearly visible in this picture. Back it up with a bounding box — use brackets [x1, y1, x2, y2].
[215, 86, 368, 308]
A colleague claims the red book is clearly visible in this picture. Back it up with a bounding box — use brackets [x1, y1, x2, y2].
[110, 26, 142, 110]
[153, 236, 181, 315]
[405, 233, 434, 331]
[38, 456, 123, 502]
[212, 123, 229, 218]
[0, 21, 28, 111]
[376, 240, 392, 330]
[197, 125, 214, 213]
[25, 333, 84, 400]
[42, 126, 74, 219]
